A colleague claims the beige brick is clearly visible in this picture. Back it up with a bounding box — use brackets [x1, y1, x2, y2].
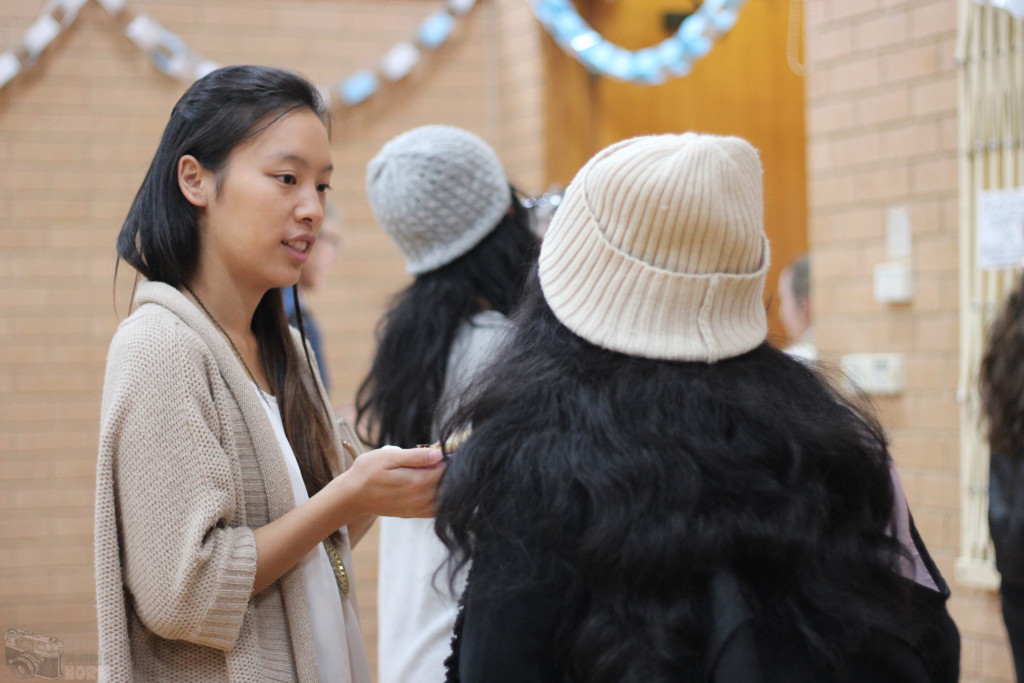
[909, 1, 959, 41]
[981, 638, 1016, 680]
[911, 275, 958, 313]
[829, 129, 882, 168]
[854, 9, 908, 52]
[806, 99, 856, 135]
[829, 0, 880, 24]
[804, 0, 829, 27]
[807, 140, 831, 172]
[853, 164, 911, 202]
[856, 87, 911, 126]
[883, 43, 943, 84]
[814, 243, 867, 279]
[805, 65, 834, 100]
[817, 314, 915, 352]
[951, 589, 1008, 640]
[911, 75, 958, 116]
[907, 200, 946, 237]
[808, 172, 857, 206]
[879, 119, 940, 161]
[914, 314, 959, 352]
[824, 206, 886, 241]
[915, 235, 959, 273]
[890, 425, 956, 469]
[940, 114, 960, 153]
[831, 55, 883, 94]
[906, 393, 960, 431]
[807, 24, 853, 63]
[960, 624, 984, 676]
[817, 281, 878, 314]
[910, 155, 958, 195]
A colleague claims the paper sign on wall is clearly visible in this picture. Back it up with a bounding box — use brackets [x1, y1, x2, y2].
[977, 188, 1024, 269]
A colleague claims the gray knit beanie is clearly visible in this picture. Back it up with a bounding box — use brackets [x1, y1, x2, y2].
[366, 125, 511, 274]
[538, 133, 770, 363]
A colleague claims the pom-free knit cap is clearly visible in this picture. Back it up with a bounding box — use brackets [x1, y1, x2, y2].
[538, 133, 770, 363]
[366, 125, 510, 274]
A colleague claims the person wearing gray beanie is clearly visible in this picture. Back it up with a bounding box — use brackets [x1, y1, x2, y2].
[356, 125, 539, 683]
[366, 125, 514, 274]
[434, 133, 959, 683]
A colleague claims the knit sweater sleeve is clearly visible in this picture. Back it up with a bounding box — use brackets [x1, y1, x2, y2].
[99, 309, 258, 651]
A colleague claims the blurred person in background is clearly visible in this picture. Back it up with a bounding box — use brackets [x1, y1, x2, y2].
[283, 201, 342, 394]
[980, 269, 1024, 682]
[779, 252, 815, 362]
[356, 125, 539, 683]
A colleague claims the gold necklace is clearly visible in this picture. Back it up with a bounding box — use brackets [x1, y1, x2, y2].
[184, 284, 271, 408]
[183, 284, 350, 602]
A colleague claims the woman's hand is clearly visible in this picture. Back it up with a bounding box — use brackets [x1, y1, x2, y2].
[332, 446, 444, 519]
[251, 446, 443, 594]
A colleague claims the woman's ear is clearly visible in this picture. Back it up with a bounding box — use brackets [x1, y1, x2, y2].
[178, 155, 211, 208]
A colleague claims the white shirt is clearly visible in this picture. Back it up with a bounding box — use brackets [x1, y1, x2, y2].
[378, 310, 511, 683]
[258, 390, 351, 682]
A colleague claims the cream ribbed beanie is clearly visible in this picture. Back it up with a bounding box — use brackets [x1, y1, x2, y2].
[366, 125, 510, 275]
[538, 133, 770, 363]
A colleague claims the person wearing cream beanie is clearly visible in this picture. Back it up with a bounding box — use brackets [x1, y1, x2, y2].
[435, 133, 959, 682]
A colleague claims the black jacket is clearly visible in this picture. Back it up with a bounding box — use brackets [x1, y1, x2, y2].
[990, 451, 1024, 588]
[445, 519, 959, 683]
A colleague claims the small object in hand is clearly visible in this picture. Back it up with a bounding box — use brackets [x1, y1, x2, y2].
[443, 429, 472, 458]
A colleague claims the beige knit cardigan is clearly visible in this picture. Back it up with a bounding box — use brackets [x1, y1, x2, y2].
[94, 280, 370, 682]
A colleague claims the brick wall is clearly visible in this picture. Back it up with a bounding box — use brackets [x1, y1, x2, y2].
[0, 1, 543, 680]
[804, 0, 1009, 680]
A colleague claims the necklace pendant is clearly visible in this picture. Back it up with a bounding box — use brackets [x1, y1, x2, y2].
[323, 540, 350, 601]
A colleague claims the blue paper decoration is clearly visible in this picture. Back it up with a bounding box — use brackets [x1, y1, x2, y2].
[532, 0, 749, 85]
[418, 10, 455, 49]
[339, 70, 379, 106]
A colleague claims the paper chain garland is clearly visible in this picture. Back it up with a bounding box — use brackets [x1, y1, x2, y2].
[0, 0, 478, 107]
[1, 0, 754, 102]
[532, 0, 747, 85]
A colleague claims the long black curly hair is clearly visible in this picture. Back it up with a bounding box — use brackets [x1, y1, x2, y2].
[436, 271, 916, 682]
[980, 272, 1024, 456]
[355, 187, 538, 447]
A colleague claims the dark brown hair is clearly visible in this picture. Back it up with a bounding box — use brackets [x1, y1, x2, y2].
[980, 273, 1024, 456]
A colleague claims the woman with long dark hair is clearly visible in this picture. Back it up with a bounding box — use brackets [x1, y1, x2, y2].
[436, 133, 960, 682]
[95, 65, 442, 682]
[980, 271, 1024, 681]
[355, 125, 539, 683]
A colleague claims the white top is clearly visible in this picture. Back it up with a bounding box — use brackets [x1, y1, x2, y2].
[784, 340, 817, 362]
[378, 310, 511, 683]
[258, 389, 351, 682]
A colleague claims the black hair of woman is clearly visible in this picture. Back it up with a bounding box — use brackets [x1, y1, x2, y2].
[355, 189, 538, 448]
[116, 64, 339, 507]
[980, 272, 1024, 455]
[434, 131, 956, 682]
[436, 275, 923, 680]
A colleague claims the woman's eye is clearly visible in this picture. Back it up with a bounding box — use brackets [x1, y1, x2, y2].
[278, 174, 297, 185]
[318, 184, 332, 194]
